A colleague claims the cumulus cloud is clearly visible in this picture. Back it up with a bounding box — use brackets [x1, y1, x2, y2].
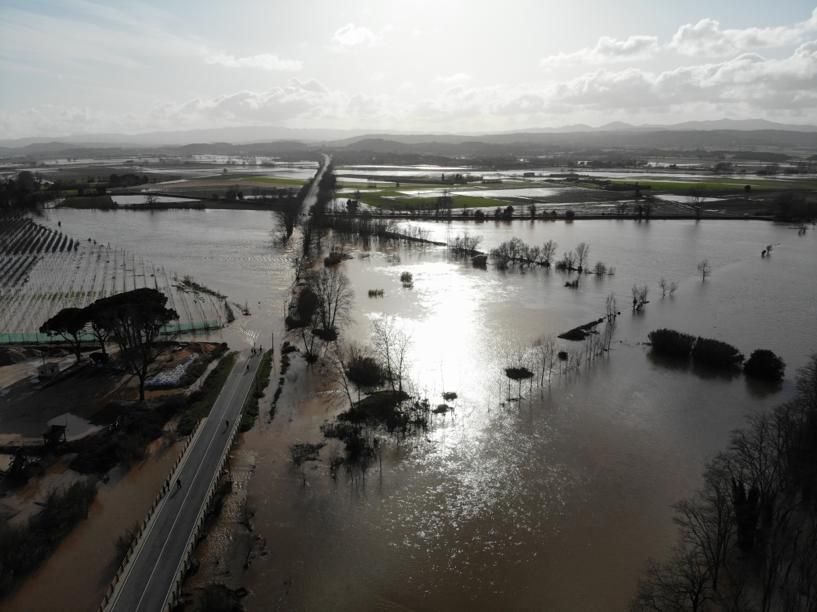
[541, 34, 659, 68]
[205, 52, 302, 71]
[5, 42, 817, 138]
[670, 9, 817, 57]
[331, 23, 381, 50]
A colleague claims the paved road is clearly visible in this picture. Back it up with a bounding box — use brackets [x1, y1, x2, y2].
[299, 153, 331, 217]
[107, 350, 262, 612]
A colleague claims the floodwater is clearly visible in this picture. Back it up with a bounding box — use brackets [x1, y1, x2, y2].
[41, 207, 295, 349]
[0, 438, 186, 612]
[25, 210, 817, 610]
[240, 218, 815, 611]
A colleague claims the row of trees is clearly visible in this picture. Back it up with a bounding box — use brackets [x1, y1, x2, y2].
[632, 355, 817, 611]
[648, 328, 786, 381]
[39, 288, 178, 400]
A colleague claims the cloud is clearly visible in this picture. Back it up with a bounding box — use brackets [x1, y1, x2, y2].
[541, 34, 659, 68]
[5, 42, 817, 138]
[435, 73, 472, 84]
[205, 52, 302, 71]
[670, 9, 817, 57]
[550, 42, 817, 112]
[331, 23, 381, 50]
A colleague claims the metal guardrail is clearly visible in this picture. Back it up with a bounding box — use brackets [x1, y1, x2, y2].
[161, 359, 257, 611]
[97, 423, 201, 612]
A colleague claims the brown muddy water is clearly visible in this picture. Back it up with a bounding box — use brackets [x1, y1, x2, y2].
[37, 210, 817, 610]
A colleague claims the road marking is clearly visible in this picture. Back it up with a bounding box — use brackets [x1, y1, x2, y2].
[158, 354, 259, 611]
[130, 355, 248, 612]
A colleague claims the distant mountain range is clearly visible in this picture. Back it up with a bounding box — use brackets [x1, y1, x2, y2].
[2, 119, 817, 150]
[2, 119, 817, 160]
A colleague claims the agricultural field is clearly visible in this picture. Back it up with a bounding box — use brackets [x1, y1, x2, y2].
[0, 216, 227, 343]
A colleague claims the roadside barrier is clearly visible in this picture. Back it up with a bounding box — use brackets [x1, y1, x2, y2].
[97, 422, 201, 612]
[161, 364, 255, 611]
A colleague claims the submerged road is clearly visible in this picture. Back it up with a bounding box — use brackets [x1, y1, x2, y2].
[107, 350, 261, 612]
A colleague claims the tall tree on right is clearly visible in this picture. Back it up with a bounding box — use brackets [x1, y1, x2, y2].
[93, 288, 178, 401]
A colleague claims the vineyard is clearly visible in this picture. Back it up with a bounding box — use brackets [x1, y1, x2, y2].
[0, 215, 227, 343]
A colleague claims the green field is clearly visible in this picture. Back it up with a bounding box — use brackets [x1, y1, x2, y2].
[610, 178, 817, 193]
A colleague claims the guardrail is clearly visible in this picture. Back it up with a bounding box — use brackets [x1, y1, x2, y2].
[97, 422, 201, 612]
[161, 359, 257, 611]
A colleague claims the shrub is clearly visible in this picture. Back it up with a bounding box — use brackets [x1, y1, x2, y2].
[744, 349, 785, 382]
[692, 337, 744, 369]
[346, 354, 384, 389]
[648, 329, 695, 359]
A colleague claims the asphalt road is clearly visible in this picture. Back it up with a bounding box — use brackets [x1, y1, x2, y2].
[107, 349, 262, 612]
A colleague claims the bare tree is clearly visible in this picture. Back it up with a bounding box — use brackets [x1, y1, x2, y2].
[632, 284, 649, 311]
[533, 336, 556, 387]
[328, 344, 355, 409]
[697, 259, 712, 282]
[311, 267, 353, 340]
[574, 242, 590, 271]
[605, 292, 617, 321]
[673, 462, 734, 592]
[541, 240, 557, 267]
[372, 317, 410, 394]
[659, 277, 669, 298]
[632, 545, 712, 612]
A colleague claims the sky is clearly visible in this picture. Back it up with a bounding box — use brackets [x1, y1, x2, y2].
[1, 0, 817, 138]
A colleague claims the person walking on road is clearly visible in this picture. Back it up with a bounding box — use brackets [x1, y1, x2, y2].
[176, 478, 182, 491]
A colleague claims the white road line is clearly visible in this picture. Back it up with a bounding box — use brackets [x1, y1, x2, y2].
[131, 355, 247, 612]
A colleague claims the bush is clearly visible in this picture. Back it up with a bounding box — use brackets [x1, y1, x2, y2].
[347, 354, 384, 389]
[692, 337, 744, 369]
[648, 329, 695, 359]
[744, 349, 785, 382]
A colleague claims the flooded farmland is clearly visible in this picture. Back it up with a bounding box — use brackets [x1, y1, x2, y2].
[30, 208, 817, 609]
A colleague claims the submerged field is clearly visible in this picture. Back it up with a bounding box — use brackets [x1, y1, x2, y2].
[8, 205, 813, 610]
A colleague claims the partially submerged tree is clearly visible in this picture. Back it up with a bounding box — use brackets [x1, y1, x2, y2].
[274, 200, 301, 242]
[93, 288, 178, 401]
[532, 336, 557, 387]
[697, 259, 712, 281]
[574, 242, 590, 272]
[605, 292, 618, 321]
[541, 240, 557, 267]
[345, 345, 384, 401]
[372, 317, 410, 394]
[504, 366, 533, 400]
[310, 267, 353, 341]
[39, 307, 87, 363]
[295, 286, 321, 362]
[632, 284, 649, 311]
[744, 349, 785, 382]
